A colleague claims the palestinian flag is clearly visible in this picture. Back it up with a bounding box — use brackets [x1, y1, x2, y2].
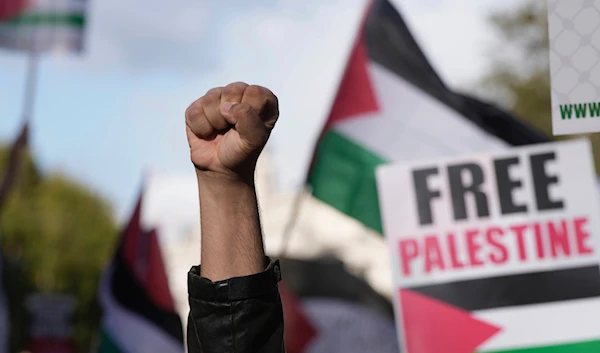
[308, 0, 548, 234]
[399, 263, 600, 353]
[279, 282, 317, 353]
[98, 193, 184, 353]
[281, 257, 399, 353]
[0, 0, 87, 53]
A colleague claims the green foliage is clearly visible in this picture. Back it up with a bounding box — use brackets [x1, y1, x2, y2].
[0, 144, 118, 353]
[482, 0, 600, 171]
[489, 1, 549, 65]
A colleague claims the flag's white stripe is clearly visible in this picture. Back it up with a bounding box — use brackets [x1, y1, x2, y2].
[475, 298, 600, 351]
[303, 298, 399, 353]
[26, 0, 87, 13]
[99, 267, 182, 353]
[0, 26, 84, 38]
[334, 62, 508, 163]
[0, 26, 83, 52]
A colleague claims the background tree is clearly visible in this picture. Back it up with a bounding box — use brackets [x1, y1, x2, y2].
[482, 0, 600, 170]
[0, 143, 118, 353]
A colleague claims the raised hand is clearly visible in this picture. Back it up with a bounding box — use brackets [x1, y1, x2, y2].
[185, 82, 278, 182]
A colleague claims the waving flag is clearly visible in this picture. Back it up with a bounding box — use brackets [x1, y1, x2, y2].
[308, 0, 547, 234]
[400, 267, 600, 353]
[280, 282, 317, 353]
[0, 0, 87, 53]
[281, 257, 399, 353]
[98, 193, 184, 353]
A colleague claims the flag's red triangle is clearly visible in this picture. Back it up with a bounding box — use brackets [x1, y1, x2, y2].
[120, 193, 176, 312]
[325, 35, 380, 129]
[280, 282, 317, 353]
[399, 289, 501, 353]
[0, 0, 29, 21]
[325, 0, 379, 129]
[143, 228, 177, 312]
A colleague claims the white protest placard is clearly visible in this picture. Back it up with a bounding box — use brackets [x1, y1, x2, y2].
[376, 139, 600, 353]
[548, 0, 600, 135]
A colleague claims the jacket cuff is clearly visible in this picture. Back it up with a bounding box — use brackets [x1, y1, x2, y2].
[188, 257, 281, 302]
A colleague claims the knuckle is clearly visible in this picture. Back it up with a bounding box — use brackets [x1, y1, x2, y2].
[204, 89, 221, 102]
[185, 103, 201, 121]
[223, 82, 248, 97]
[244, 85, 278, 113]
[244, 85, 266, 99]
[202, 92, 220, 108]
[205, 86, 223, 97]
[232, 103, 255, 117]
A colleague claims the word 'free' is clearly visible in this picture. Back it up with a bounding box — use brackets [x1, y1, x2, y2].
[413, 152, 564, 226]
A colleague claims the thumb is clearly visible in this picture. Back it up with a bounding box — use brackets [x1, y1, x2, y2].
[221, 102, 269, 151]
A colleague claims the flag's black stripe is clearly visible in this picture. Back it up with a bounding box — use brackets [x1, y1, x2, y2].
[280, 257, 395, 319]
[365, 0, 454, 108]
[407, 265, 600, 311]
[364, 0, 549, 146]
[111, 253, 184, 344]
[457, 93, 549, 145]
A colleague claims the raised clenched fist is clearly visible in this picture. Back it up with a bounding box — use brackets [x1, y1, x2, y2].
[185, 82, 278, 181]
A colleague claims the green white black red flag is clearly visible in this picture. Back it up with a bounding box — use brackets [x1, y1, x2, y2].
[0, 0, 87, 53]
[98, 192, 184, 353]
[308, 0, 547, 234]
[377, 139, 600, 353]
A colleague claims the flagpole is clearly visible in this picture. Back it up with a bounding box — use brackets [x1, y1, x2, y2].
[21, 51, 39, 124]
[0, 52, 38, 217]
[277, 184, 308, 258]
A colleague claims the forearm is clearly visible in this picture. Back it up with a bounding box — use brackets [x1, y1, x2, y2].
[196, 170, 265, 281]
[189, 171, 285, 353]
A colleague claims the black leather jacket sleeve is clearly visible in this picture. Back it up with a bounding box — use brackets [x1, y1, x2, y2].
[187, 258, 285, 353]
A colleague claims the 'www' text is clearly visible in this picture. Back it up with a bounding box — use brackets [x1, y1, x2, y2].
[560, 102, 600, 120]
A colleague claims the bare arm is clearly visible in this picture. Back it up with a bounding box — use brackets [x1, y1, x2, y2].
[185, 82, 284, 353]
[196, 172, 265, 281]
[185, 82, 277, 280]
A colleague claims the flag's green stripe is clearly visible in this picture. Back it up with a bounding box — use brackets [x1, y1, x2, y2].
[1, 13, 85, 28]
[97, 330, 125, 353]
[483, 339, 600, 353]
[308, 129, 387, 233]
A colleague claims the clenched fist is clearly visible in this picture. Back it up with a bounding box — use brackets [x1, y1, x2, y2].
[185, 82, 278, 181]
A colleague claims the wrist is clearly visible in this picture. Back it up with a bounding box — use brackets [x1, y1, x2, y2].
[195, 169, 255, 189]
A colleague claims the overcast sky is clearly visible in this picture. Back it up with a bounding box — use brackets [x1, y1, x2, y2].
[0, 0, 527, 219]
